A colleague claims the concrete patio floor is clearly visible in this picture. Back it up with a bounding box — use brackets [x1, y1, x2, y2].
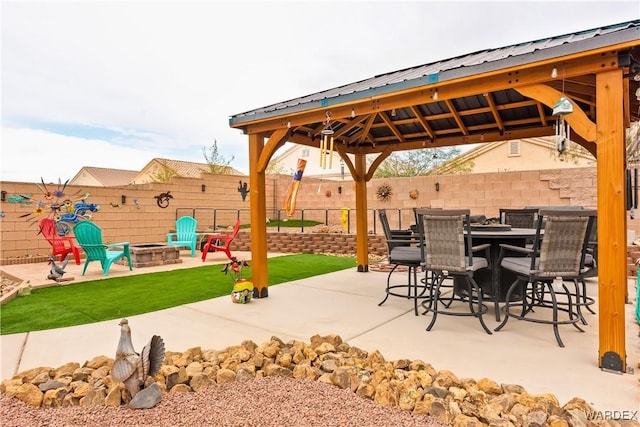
[1, 250, 639, 415]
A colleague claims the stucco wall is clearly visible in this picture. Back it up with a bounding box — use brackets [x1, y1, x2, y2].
[1, 166, 637, 263]
[470, 140, 595, 173]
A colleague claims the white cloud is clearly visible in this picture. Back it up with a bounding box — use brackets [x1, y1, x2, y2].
[2, 1, 638, 182]
[0, 128, 164, 182]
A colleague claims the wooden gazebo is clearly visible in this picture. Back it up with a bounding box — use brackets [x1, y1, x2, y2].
[229, 20, 640, 373]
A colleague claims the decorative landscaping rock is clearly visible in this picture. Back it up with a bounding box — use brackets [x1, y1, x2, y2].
[1, 334, 638, 426]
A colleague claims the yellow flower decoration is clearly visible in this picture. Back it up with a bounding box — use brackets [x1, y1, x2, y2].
[33, 207, 45, 216]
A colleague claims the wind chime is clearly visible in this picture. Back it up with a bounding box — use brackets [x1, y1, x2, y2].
[319, 111, 334, 169]
[553, 96, 573, 154]
[551, 67, 573, 155]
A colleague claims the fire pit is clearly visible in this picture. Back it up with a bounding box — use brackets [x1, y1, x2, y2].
[120, 244, 182, 268]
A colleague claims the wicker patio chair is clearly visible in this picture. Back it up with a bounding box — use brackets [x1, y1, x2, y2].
[416, 208, 493, 334]
[378, 209, 425, 315]
[499, 208, 539, 229]
[494, 209, 596, 347]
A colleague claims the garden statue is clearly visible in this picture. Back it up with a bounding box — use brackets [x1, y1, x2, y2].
[47, 255, 69, 282]
[112, 319, 165, 399]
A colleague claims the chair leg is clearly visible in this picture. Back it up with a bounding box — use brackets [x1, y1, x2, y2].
[81, 260, 89, 276]
[201, 241, 210, 262]
[580, 278, 597, 315]
[379, 264, 399, 306]
[468, 278, 492, 335]
[426, 276, 444, 331]
[411, 265, 420, 316]
[72, 247, 81, 265]
[494, 278, 524, 332]
[493, 265, 502, 322]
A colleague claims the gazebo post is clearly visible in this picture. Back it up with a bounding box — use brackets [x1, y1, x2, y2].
[248, 132, 269, 298]
[354, 152, 369, 272]
[596, 68, 627, 373]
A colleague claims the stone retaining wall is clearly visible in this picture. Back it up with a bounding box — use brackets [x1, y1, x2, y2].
[232, 232, 387, 257]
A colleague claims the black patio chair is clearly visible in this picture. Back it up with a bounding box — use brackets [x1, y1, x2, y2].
[494, 209, 596, 347]
[378, 209, 425, 315]
[416, 208, 493, 334]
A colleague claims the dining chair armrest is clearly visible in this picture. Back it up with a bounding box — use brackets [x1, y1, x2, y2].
[387, 237, 420, 246]
[471, 243, 490, 252]
[498, 243, 532, 255]
[471, 243, 491, 268]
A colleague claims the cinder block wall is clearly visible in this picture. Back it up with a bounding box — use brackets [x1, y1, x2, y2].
[2, 166, 638, 264]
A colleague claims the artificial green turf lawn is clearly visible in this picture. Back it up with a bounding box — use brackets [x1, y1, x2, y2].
[0, 254, 356, 335]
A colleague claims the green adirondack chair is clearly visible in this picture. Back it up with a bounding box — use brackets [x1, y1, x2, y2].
[73, 221, 132, 276]
[166, 216, 198, 257]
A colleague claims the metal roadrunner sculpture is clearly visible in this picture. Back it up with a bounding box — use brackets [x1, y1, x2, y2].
[112, 319, 165, 399]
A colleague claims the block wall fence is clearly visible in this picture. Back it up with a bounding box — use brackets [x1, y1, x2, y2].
[2, 167, 639, 271]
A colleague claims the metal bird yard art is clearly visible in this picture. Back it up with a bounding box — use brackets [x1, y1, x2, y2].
[46, 254, 74, 283]
[112, 319, 165, 401]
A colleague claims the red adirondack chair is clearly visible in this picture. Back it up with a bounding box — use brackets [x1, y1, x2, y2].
[39, 218, 82, 265]
[201, 220, 241, 262]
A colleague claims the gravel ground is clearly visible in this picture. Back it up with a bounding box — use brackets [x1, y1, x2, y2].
[0, 376, 447, 427]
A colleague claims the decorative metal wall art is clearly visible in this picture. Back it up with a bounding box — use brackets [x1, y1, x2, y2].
[18, 178, 99, 235]
[238, 181, 249, 201]
[154, 191, 173, 208]
[376, 183, 392, 202]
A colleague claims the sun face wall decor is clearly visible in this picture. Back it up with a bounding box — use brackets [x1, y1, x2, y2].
[376, 183, 392, 202]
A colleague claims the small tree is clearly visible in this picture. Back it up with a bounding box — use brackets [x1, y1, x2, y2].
[151, 160, 177, 183]
[266, 158, 286, 174]
[203, 139, 235, 174]
[372, 147, 469, 178]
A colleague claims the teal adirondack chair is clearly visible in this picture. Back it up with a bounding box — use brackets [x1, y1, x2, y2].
[73, 221, 133, 276]
[166, 216, 198, 257]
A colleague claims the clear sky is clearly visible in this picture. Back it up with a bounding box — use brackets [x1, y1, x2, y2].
[2, 0, 639, 183]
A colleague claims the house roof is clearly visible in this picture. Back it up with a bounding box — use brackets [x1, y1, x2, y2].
[69, 167, 138, 186]
[142, 158, 243, 178]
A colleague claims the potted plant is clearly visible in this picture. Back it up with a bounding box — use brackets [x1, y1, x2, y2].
[221, 257, 253, 303]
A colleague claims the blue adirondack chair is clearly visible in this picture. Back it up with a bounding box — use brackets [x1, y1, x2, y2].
[73, 221, 133, 276]
[166, 216, 198, 257]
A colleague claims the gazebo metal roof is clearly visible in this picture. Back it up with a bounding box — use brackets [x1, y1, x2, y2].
[231, 20, 639, 158]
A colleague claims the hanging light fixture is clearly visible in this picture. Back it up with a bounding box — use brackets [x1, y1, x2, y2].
[433, 89, 439, 100]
